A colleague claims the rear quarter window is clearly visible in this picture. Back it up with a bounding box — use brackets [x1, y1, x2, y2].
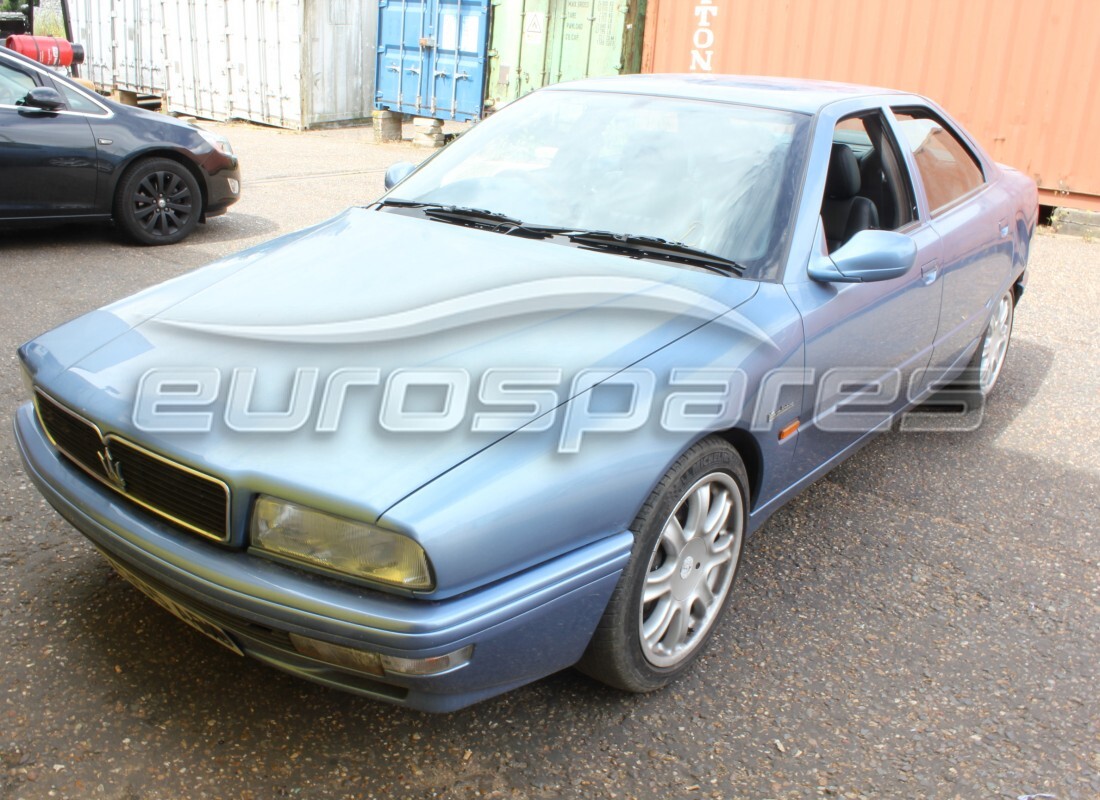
[892, 109, 985, 214]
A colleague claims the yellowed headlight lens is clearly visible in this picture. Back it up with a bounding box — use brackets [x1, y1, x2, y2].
[251, 496, 432, 589]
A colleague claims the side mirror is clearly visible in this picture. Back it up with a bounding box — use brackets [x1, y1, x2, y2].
[20, 86, 66, 112]
[808, 229, 917, 283]
[384, 161, 416, 190]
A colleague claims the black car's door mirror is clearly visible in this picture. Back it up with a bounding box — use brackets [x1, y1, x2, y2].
[20, 86, 66, 112]
[384, 161, 416, 190]
[808, 229, 918, 283]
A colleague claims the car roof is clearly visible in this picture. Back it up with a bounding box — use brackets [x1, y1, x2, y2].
[544, 73, 911, 114]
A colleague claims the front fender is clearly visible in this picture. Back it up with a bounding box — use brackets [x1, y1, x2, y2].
[381, 283, 805, 597]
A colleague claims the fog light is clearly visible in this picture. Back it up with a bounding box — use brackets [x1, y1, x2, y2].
[380, 647, 474, 676]
[228, 178, 240, 194]
[289, 633, 384, 675]
[289, 634, 473, 677]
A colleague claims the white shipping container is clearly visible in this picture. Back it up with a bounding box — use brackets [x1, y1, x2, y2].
[69, 0, 166, 94]
[163, 0, 232, 121]
[68, 0, 378, 130]
[122, 0, 167, 93]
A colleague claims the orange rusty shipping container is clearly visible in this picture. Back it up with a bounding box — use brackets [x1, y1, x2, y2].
[642, 0, 1100, 211]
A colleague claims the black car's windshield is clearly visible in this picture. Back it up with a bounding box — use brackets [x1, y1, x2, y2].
[386, 89, 812, 278]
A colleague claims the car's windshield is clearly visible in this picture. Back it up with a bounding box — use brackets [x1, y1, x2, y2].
[386, 89, 812, 278]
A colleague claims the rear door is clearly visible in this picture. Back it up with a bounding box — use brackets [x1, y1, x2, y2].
[888, 106, 1015, 378]
[0, 56, 98, 218]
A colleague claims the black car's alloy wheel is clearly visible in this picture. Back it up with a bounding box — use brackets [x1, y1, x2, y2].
[115, 158, 201, 245]
[578, 436, 748, 692]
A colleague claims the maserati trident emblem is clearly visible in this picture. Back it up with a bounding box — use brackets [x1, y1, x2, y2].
[97, 445, 126, 490]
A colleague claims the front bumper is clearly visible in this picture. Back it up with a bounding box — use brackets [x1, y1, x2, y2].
[14, 403, 630, 712]
[203, 163, 241, 218]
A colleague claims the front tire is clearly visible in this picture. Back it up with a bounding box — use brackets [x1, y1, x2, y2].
[578, 437, 748, 692]
[114, 158, 201, 245]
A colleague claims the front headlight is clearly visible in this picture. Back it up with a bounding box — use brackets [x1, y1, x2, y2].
[250, 496, 433, 590]
[197, 128, 234, 156]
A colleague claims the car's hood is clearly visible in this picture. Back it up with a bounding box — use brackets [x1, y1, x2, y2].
[105, 96, 201, 130]
[22, 207, 760, 520]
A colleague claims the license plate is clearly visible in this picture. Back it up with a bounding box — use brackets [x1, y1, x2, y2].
[105, 555, 244, 656]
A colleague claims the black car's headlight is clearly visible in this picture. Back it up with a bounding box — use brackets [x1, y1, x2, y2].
[197, 128, 234, 156]
[250, 496, 433, 590]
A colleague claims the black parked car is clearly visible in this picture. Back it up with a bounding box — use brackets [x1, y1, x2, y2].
[0, 45, 240, 245]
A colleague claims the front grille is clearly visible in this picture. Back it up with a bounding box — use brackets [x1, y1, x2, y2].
[106, 438, 230, 540]
[34, 390, 231, 542]
[34, 391, 106, 478]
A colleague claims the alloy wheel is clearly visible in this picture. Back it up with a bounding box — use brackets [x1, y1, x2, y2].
[979, 290, 1014, 393]
[132, 170, 194, 238]
[639, 472, 743, 668]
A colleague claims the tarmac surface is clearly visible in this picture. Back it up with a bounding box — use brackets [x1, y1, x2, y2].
[0, 121, 1097, 800]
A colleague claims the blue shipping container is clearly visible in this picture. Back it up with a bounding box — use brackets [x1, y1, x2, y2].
[375, 0, 490, 121]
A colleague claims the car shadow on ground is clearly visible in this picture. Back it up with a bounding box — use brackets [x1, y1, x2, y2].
[0, 212, 278, 250]
[0, 221, 112, 249]
[181, 212, 280, 244]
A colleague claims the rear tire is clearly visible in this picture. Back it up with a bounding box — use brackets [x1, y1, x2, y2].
[577, 437, 748, 692]
[115, 158, 201, 245]
[956, 287, 1016, 401]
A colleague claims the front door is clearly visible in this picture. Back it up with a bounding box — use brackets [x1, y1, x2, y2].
[0, 58, 98, 218]
[786, 110, 944, 479]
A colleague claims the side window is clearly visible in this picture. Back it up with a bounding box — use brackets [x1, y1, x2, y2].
[0, 61, 37, 107]
[892, 108, 985, 214]
[55, 81, 106, 115]
[821, 112, 917, 252]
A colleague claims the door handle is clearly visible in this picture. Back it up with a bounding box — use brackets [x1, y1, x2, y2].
[920, 261, 939, 285]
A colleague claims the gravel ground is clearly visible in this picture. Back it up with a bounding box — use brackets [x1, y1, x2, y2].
[1, 122, 1097, 800]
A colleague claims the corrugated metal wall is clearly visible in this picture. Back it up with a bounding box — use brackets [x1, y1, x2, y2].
[223, 0, 304, 127]
[485, 0, 645, 112]
[69, 0, 167, 94]
[304, 0, 379, 126]
[163, 0, 232, 121]
[374, 0, 491, 122]
[642, 0, 1100, 211]
[69, 0, 378, 130]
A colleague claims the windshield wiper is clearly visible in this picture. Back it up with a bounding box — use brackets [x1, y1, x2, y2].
[378, 200, 579, 239]
[376, 202, 744, 274]
[567, 231, 745, 276]
[377, 200, 529, 230]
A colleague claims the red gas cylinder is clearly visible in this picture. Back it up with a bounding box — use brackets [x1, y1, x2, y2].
[5, 35, 85, 67]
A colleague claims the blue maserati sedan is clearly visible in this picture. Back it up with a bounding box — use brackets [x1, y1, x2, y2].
[0, 45, 240, 244]
[14, 75, 1037, 711]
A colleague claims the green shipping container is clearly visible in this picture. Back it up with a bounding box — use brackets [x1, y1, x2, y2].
[485, 0, 646, 112]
